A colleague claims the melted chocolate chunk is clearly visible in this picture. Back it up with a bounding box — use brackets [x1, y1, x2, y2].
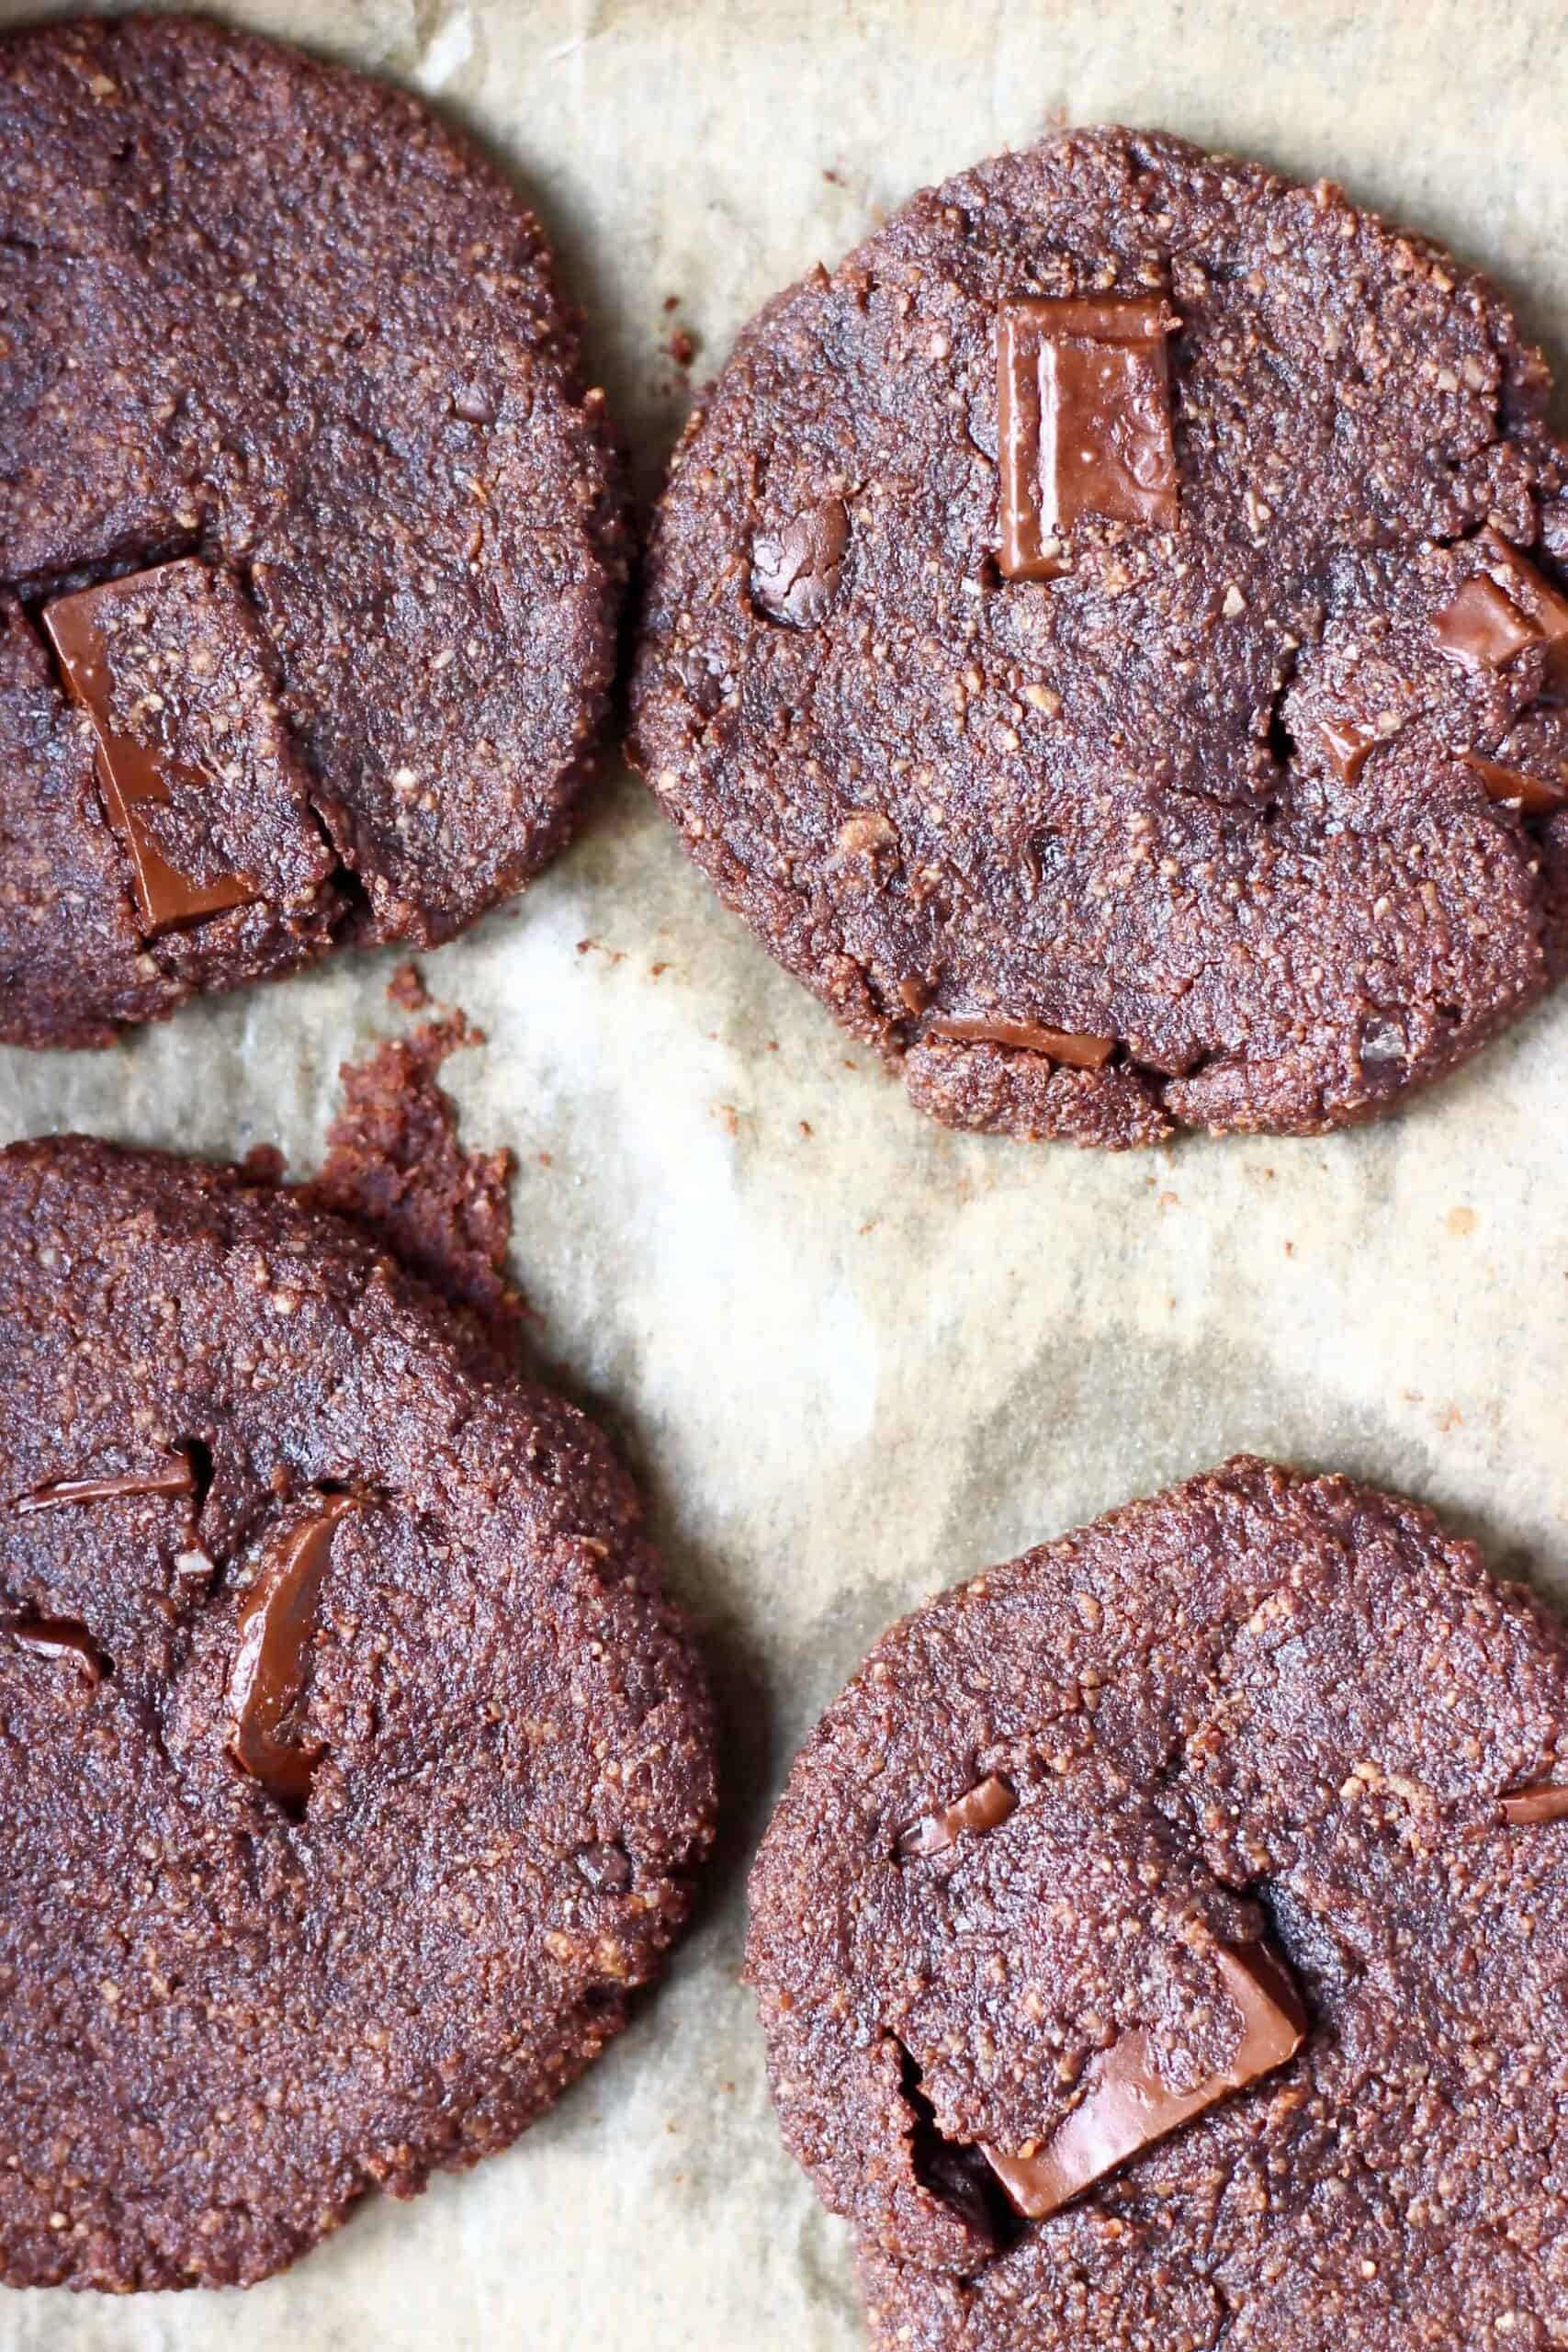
[1483, 532, 1568, 695]
[979, 1940, 1307, 2221]
[998, 296, 1179, 580]
[751, 502, 850, 627]
[1435, 533, 1568, 692]
[1319, 715, 1377, 782]
[1434, 575, 1540, 674]
[926, 1015, 1115, 1069]
[15, 1449, 197, 1514]
[227, 1495, 353, 1809]
[1500, 1781, 1568, 1826]
[1461, 752, 1568, 815]
[3, 1614, 108, 1683]
[43, 569, 259, 936]
[897, 1774, 1018, 1859]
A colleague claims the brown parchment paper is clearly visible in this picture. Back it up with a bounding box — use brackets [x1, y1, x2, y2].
[3, 2, 1568, 2344]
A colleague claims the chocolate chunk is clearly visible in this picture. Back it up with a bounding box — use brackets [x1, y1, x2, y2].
[2, 1614, 108, 1683]
[1500, 1781, 1568, 1825]
[575, 1840, 634, 1891]
[1482, 532, 1568, 695]
[751, 502, 850, 627]
[897, 1774, 1017, 1860]
[1319, 716, 1376, 782]
[227, 1496, 353, 1809]
[1461, 752, 1568, 816]
[998, 296, 1179, 581]
[43, 569, 259, 936]
[1434, 576, 1541, 674]
[15, 1449, 196, 1514]
[979, 1940, 1306, 2221]
[1435, 533, 1568, 692]
[926, 1014, 1115, 1069]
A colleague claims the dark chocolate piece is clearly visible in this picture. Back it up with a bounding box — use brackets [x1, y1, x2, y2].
[227, 1495, 352, 1809]
[1461, 752, 1568, 815]
[1319, 716, 1376, 782]
[1434, 575, 1541, 674]
[43, 571, 259, 936]
[1500, 1781, 1568, 1825]
[926, 1015, 1115, 1069]
[3, 1614, 108, 1682]
[979, 1941, 1306, 2220]
[897, 1773, 1017, 1859]
[1482, 531, 1568, 694]
[751, 503, 850, 628]
[1435, 534, 1568, 689]
[997, 295, 1179, 581]
[16, 1449, 196, 1514]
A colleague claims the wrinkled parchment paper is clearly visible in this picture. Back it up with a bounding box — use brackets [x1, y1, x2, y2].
[3, 2, 1568, 2343]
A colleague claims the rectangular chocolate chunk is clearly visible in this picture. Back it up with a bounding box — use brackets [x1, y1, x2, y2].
[1461, 752, 1568, 816]
[897, 1774, 1017, 1859]
[998, 296, 1179, 580]
[980, 1939, 1306, 2220]
[1500, 1781, 1568, 1826]
[42, 561, 332, 940]
[926, 1013, 1116, 1069]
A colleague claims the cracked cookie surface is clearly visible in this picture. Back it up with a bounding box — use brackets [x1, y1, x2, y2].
[747, 1456, 1568, 2347]
[0, 1136, 715, 2290]
[0, 15, 627, 1047]
[630, 128, 1568, 1143]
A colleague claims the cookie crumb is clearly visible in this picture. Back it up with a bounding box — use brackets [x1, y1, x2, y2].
[309, 1012, 524, 1352]
[386, 960, 429, 1013]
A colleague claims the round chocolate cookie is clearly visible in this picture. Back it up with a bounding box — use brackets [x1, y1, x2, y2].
[0, 1136, 715, 2290]
[631, 129, 1568, 1144]
[1, 16, 626, 1048]
[748, 1456, 1568, 2347]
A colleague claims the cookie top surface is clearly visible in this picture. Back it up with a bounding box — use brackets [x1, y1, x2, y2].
[0, 1136, 715, 2290]
[0, 14, 626, 1047]
[631, 128, 1568, 1145]
[747, 1456, 1568, 2347]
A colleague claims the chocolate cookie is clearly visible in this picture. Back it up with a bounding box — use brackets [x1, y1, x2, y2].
[631, 129, 1568, 1144]
[0, 1136, 715, 2290]
[748, 1456, 1568, 2346]
[1, 15, 626, 1048]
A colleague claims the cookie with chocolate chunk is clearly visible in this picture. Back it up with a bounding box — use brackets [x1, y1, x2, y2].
[1, 15, 626, 1048]
[631, 128, 1568, 1144]
[748, 1456, 1568, 2346]
[0, 1136, 715, 2290]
